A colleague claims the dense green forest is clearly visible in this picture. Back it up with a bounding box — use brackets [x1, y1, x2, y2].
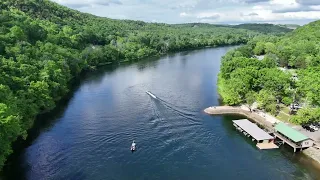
[218, 20, 320, 124]
[0, 0, 293, 169]
[231, 24, 293, 34]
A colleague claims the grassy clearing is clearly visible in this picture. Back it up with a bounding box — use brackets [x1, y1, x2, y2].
[275, 104, 291, 122]
[281, 106, 290, 114]
[276, 111, 290, 122]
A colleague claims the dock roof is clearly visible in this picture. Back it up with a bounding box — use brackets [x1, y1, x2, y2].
[233, 119, 274, 141]
[275, 122, 309, 142]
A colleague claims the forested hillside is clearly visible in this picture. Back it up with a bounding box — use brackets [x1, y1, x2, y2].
[0, 0, 291, 169]
[231, 23, 293, 34]
[218, 20, 320, 124]
[171, 23, 293, 35]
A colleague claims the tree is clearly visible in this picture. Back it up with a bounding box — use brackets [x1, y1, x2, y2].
[264, 42, 276, 54]
[282, 96, 293, 106]
[28, 81, 55, 111]
[257, 89, 276, 110]
[262, 54, 277, 68]
[258, 68, 291, 102]
[277, 45, 293, 67]
[220, 57, 262, 79]
[253, 41, 265, 55]
[25, 22, 48, 43]
[290, 108, 320, 124]
[245, 91, 257, 111]
[265, 103, 278, 115]
[218, 75, 243, 105]
[297, 67, 320, 106]
[9, 25, 26, 41]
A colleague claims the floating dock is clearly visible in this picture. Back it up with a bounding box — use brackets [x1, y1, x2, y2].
[233, 119, 278, 150]
[257, 143, 279, 150]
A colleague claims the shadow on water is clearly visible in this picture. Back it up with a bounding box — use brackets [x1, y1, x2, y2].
[136, 56, 160, 72]
[180, 51, 192, 56]
[2, 86, 79, 180]
[135, 49, 205, 71]
[220, 114, 246, 137]
[136, 50, 207, 72]
[1, 66, 118, 180]
[179, 53, 190, 67]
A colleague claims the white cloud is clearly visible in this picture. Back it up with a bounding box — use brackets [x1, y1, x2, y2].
[296, 0, 320, 6]
[196, 13, 220, 19]
[52, 0, 320, 24]
[180, 12, 191, 17]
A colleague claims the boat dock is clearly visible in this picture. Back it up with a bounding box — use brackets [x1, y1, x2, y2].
[233, 119, 278, 150]
[204, 106, 319, 163]
[274, 122, 313, 152]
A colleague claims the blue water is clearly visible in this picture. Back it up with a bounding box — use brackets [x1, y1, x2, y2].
[3, 47, 320, 180]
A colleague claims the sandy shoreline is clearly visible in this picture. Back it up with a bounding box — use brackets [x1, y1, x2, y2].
[204, 105, 320, 165]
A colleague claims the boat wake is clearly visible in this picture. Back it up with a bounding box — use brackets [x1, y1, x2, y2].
[146, 91, 200, 124]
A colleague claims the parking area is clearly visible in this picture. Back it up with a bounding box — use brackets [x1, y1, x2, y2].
[293, 125, 320, 142]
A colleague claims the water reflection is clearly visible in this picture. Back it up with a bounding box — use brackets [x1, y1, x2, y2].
[136, 56, 160, 71]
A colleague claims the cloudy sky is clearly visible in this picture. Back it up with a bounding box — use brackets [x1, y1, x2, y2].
[52, 0, 320, 25]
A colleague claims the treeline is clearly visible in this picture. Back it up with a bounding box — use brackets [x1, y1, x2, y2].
[231, 23, 293, 34]
[218, 20, 320, 125]
[0, 0, 292, 169]
[171, 23, 293, 35]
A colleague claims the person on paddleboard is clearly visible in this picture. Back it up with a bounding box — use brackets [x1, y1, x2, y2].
[131, 140, 136, 151]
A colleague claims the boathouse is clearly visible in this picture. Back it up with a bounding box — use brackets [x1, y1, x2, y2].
[233, 119, 278, 150]
[274, 122, 313, 152]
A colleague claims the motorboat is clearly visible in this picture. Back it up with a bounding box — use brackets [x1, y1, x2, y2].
[146, 91, 157, 99]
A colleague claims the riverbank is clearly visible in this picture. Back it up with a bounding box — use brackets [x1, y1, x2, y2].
[204, 105, 320, 165]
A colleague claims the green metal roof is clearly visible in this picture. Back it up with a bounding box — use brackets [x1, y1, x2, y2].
[275, 122, 309, 142]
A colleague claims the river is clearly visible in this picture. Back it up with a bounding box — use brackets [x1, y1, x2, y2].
[3, 47, 320, 180]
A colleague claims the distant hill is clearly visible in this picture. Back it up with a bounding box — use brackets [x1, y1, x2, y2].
[278, 24, 300, 30]
[231, 23, 293, 34]
[172, 23, 292, 35]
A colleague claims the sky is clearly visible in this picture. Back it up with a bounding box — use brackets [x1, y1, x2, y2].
[52, 0, 320, 25]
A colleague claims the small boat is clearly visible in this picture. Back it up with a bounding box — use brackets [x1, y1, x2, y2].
[146, 91, 157, 99]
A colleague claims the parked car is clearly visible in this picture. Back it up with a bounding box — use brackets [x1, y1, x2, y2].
[302, 124, 315, 132]
[308, 126, 315, 132]
[302, 124, 308, 129]
[310, 124, 319, 131]
[290, 103, 302, 110]
[310, 122, 320, 128]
